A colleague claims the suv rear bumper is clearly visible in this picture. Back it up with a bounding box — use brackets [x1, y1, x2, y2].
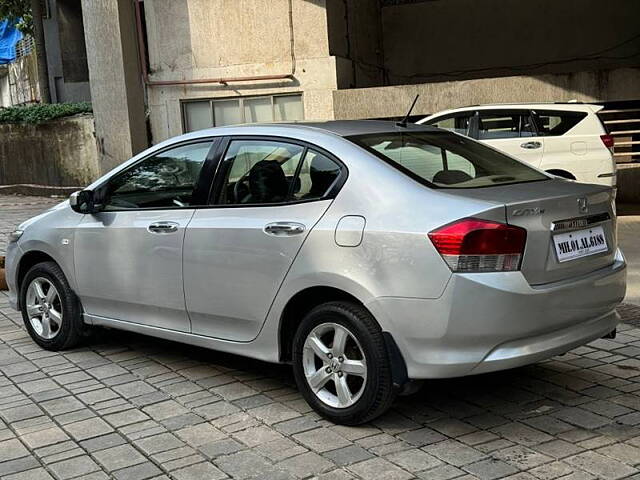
[367, 248, 626, 379]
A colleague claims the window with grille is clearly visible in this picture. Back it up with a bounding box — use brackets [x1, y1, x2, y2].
[182, 94, 304, 132]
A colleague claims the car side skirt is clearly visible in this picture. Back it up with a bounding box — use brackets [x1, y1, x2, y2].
[85, 314, 280, 363]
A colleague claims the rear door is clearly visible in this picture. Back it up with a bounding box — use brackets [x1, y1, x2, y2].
[476, 109, 545, 167]
[183, 137, 346, 341]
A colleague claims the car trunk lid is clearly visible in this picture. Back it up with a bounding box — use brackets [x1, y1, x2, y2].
[443, 179, 616, 285]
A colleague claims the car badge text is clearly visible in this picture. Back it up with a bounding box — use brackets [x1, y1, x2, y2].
[512, 207, 545, 216]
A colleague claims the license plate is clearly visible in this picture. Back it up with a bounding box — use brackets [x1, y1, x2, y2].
[553, 225, 608, 263]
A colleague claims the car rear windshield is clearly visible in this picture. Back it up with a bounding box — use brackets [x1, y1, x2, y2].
[349, 131, 549, 189]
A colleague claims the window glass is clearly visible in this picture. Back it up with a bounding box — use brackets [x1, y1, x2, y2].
[293, 150, 342, 200]
[275, 95, 304, 121]
[350, 131, 547, 189]
[105, 142, 212, 210]
[244, 97, 272, 123]
[184, 101, 211, 132]
[534, 110, 587, 136]
[366, 140, 476, 183]
[213, 99, 242, 127]
[520, 114, 536, 137]
[220, 140, 304, 205]
[478, 112, 535, 139]
[426, 114, 471, 136]
[183, 95, 303, 131]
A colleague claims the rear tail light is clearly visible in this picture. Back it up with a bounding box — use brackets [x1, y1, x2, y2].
[600, 134, 614, 150]
[428, 218, 527, 272]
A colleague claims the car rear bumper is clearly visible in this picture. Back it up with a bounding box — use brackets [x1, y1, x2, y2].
[367, 248, 626, 379]
[470, 309, 618, 375]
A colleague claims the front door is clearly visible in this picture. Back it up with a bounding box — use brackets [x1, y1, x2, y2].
[74, 140, 215, 331]
[476, 110, 545, 167]
[183, 138, 345, 341]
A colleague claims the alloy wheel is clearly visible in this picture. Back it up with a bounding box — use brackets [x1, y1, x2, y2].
[25, 277, 63, 340]
[302, 322, 367, 408]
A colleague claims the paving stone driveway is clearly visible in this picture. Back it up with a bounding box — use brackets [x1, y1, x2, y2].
[2, 195, 640, 480]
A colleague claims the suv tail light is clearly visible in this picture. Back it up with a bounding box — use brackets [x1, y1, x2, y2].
[428, 218, 526, 272]
[600, 134, 614, 150]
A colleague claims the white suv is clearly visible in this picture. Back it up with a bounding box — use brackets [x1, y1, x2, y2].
[418, 103, 616, 186]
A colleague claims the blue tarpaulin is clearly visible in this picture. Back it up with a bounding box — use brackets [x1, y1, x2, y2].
[0, 19, 23, 65]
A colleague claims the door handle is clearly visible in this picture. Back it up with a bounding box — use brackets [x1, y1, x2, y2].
[520, 141, 542, 149]
[148, 221, 179, 234]
[264, 222, 306, 236]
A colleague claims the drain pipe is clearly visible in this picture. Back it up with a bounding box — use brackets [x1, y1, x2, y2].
[133, 0, 296, 87]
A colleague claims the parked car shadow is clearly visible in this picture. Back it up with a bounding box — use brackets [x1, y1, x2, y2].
[81, 323, 618, 429]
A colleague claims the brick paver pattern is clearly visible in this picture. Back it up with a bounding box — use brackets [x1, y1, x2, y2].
[1, 194, 640, 480]
[0, 196, 60, 254]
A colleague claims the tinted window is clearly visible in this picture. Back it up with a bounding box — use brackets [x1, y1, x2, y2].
[350, 131, 547, 189]
[534, 110, 587, 136]
[105, 142, 212, 210]
[478, 111, 536, 139]
[425, 113, 471, 136]
[220, 140, 304, 205]
[293, 150, 341, 200]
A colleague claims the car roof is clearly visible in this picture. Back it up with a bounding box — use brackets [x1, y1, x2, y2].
[281, 120, 440, 136]
[421, 103, 602, 121]
[184, 120, 438, 140]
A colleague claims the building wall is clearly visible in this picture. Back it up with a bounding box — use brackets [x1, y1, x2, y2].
[80, 0, 147, 173]
[326, 0, 384, 88]
[43, 0, 91, 103]
[327, 0, 640, 89]
[144, 0, 338, 143]
[0, 115, 99, 187]
[381, 0, 640, 85]
[82, 0, 640, 167]
[333, 67, 640, 119]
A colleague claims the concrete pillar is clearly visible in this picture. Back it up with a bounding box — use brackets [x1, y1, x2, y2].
[81, 0, 147, 173]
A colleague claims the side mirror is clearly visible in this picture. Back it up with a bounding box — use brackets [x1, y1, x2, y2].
[69, 190, 100, 214]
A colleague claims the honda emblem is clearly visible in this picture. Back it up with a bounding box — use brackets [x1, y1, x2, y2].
[577, 197, 589, 214]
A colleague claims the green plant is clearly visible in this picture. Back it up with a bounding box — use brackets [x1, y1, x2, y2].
[0, 102, 92, 125]
[0, 0, 33, 36]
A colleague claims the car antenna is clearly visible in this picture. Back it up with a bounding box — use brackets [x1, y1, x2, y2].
[396, 94, 420, 128]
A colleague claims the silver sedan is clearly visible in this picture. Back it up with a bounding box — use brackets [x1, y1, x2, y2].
[5, 121, 626, 424]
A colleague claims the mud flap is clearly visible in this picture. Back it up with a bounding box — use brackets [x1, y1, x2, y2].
[382, 332, 409, 389]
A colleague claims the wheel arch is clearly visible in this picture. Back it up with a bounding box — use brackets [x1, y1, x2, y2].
[545, 169, 576, 180]
[279, 285, 411, 402]
[16, 250, 60, 309]
[278, 286, 367, 363]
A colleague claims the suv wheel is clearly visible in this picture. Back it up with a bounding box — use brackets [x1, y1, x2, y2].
[292, 301, 396, 425]
[20, 261, 86, 350]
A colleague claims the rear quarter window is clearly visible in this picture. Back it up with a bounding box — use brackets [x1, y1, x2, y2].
[533, 110, 587, 136]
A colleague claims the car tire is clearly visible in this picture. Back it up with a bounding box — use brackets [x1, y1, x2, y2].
[292, 301, 396, 425]
[20, 261, 86, 351]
